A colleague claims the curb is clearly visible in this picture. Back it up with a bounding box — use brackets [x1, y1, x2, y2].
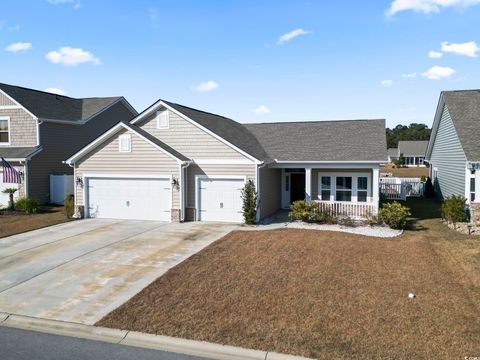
[0, 313, 312, 360]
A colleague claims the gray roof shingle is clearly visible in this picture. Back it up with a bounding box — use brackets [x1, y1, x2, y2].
[244, 119, 387, 162]
[388, 148, 398, 157]
[0, 83, 122, 123]
[397, 141, 428, 156]
[0, 146, 41, 160]
[442, 90, 480, 161]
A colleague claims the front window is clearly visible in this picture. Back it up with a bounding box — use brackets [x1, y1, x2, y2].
[0, 118, 9, 144]
[321, 176, 331, 200]
[336, 177, 352, 202]
[470, 177, 476, 202]
[357, 177, 368, 202]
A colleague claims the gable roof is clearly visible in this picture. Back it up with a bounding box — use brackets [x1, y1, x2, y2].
[0, 146, 42, 161]
[0, 83, 136, 123]
[440, 90, 480, 161]
[160, 100, 270, 162]
[387, 148, 398, 157]
[397, 141, 428, 156]
[244, 119, 387, 162]
[65, 121, 189, 164]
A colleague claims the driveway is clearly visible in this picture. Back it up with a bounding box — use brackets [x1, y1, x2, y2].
[0, 219, 237, 325]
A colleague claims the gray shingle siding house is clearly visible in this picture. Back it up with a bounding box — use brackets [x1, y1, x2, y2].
[66, 99, 387, 223]
[387, 141, 428, 166]
[0, 83, 137, 206]
[426, 90, 480, 204]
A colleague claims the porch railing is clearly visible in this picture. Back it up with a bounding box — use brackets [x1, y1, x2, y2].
[379, 177, 424, 199]
[379, 182, 406, 201]
[315, 200, 375, 219]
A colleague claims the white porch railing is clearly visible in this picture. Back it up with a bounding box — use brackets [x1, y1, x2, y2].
[379, 182, 406, 201]
[379, 177, 424, 199]
[315, 200, 375, 219]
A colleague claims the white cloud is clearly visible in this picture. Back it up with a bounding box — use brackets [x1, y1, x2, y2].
[277, 28, 310, 45]
[47, 0, 81, 9]
[422, 65, 456, 80]
[386, 0, 480, 16]
[381, 79, 393, 87]
[428, 50, 443, 59]
[192, 80, 219, 92]
[46, 47, 101, 66]
[44, 87, 67, 96]
[402, 72, 417, 78]
[441, 41, 479, 57]
[254, 105, 270, 115]
[5, 42, 32, 53]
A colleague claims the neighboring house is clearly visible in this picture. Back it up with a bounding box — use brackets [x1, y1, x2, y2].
[426, 90, 480, 205]
[66, 100, 387, 223]
[387, 141, 428, 166]
[0, 83, 137, 207]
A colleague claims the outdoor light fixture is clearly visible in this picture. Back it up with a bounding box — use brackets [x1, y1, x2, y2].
[76, 176, 83, 187]
[18, 171, 25, 180]
[467, 224, 473, 235]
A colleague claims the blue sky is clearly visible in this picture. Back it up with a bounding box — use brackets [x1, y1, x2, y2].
[1, 0, 480, 127]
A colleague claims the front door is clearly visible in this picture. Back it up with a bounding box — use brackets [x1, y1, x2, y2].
[290, 173, 305, 203]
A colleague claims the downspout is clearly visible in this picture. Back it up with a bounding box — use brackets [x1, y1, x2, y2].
[19, 160, 29, 198]
[36, 119, 43, 146]
[255, 161, 268, 223]
[180, 160, 193, 222]
[65, 161, 78, 216]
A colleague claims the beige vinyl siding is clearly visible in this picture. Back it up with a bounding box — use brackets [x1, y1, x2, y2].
[0, 108, 37, 147]
[0, 92, 16, 106]
[186, 164, 256, 208]
[28, 102, 134, 202]
[139, 110, 250, 160]
[429, 104, 467, 198]
[258, 166, 281, 219]
[75, 128, 180, 208]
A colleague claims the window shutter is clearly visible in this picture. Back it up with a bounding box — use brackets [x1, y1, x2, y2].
[157, 110, 169, 129]
[119, 134, 131, 152]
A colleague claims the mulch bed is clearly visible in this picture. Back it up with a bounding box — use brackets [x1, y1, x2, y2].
[0, 206, 71, 238]
[97, 226, 480, 359]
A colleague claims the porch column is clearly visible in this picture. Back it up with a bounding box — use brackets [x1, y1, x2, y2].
[305, 167, 312, 202]
[372, 166, 380, 215]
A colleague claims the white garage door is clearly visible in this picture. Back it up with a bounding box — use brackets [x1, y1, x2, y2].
[0, 172, 19, 208]
[86, 177, 171, 221]
[198, 177, 244, 223]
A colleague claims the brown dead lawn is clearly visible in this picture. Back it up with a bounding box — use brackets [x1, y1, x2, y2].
[381, 164, 429, 178]
[0, 206, 71, 238]
[97, 199, 480, 359]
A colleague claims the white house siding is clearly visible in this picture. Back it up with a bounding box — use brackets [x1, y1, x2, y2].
[0, 108, 37, 147]
[259, 166, 281, 219]
[0, 92, 16, 106]
[75, 128, 180, 210]
[138, 110, 250, 160]
[429, 105, 467, 198]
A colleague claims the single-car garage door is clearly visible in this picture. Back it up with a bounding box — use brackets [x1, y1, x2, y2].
[86, 177, 171, 221]
[197, 177, 244, 223]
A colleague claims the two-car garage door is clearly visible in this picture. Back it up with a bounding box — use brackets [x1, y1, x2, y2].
[86, 177, 171, 221]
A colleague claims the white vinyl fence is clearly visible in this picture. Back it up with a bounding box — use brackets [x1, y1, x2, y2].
[379, 177, 424, 200]
[50, 175, 74, 205]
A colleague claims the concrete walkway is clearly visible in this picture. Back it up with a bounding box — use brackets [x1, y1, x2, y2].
[0, 219, 237, 324]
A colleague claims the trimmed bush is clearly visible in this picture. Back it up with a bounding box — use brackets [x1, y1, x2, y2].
[14, 197, 40, 214]
[420, 175, 426, 182]
[289, 200, 316, 222]
[64, 194, 75, 219]
[441, 195, 467, 223]
[241, 180, 257, 224]
[424, 177, 435, 198]
[378, 202, 411, 229]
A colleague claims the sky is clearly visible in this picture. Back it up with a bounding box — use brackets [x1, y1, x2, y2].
[1, 0, 480, 128]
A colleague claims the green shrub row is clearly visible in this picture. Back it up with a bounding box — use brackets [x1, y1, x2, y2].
[288, 200, 337, 224]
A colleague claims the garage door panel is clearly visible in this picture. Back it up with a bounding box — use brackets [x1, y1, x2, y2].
[87, 177, 171, 221]
[198, 178, 244, 223]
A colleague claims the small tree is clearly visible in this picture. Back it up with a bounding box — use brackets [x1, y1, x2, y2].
[394, 153, 405, 167]
[424, 177, 434, 198]
[64, 194, 75, 219]
[441, 195, 467, 224]
[2, 188, 17, 210]
[241, 179, 257, 224]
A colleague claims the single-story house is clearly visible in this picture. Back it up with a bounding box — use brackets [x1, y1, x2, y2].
[65, 100, 387, 223]
[387, 140, 428, 166]
[0, 83, 137, 206]
[426, 90, 480, 207]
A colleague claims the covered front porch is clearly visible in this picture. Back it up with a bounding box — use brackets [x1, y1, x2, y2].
[260, 162, 380, 220]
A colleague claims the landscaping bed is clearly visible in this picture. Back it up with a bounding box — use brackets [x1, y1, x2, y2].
[97, 200, 480, 359]
[0, 206, 71, 238]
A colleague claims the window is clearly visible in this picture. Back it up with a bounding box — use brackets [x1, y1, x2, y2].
[418, 157, 425, 165]
[336, 177, 352, 202]
[156, 110, 169, 129]
[470, 177, 476, 202]
[321, 176, 331, 200]
[357, 177, 368, 202]
[118, 134, 131, 152]
[0, 117, 10, 144]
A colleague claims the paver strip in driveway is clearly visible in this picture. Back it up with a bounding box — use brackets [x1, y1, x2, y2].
[0, 220, 237, 325]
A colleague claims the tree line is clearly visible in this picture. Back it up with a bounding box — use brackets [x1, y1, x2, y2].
[386, 123, 431, 149]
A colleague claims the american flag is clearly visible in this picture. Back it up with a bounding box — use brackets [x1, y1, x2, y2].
[1, 157, 21, 184]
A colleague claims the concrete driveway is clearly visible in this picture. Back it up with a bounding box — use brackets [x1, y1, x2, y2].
[0, 219, 237, 325]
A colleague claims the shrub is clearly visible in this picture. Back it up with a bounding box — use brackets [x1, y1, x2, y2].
[378, 201, 411, 229]
[289, 200, 317, 222]
[15, 197, 40, 214]
[424, 177, 435, 198]
[241, 180, 257, 224]
[2, 187, 17, 210]
[64, 194, 75, 219]
[420, 175, 426, 182]
[441, 195, 467, 223]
